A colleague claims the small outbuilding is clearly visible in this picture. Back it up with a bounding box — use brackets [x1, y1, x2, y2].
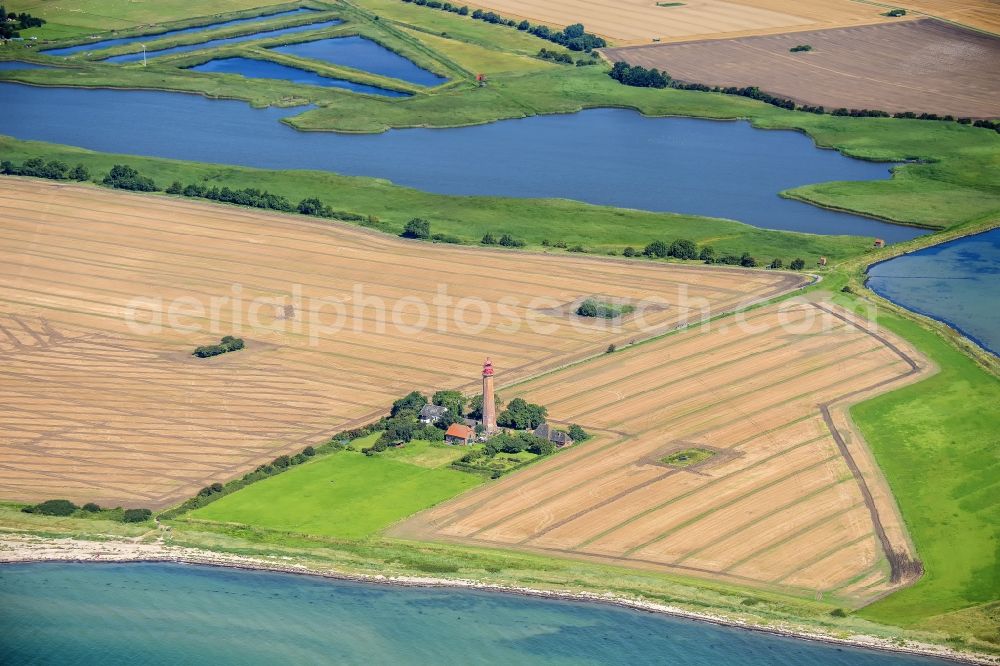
[419, 404, 448, 424]
[444, 423, 474, 445]
[874, 239, 885, 248]
[533, 423, 574, 448]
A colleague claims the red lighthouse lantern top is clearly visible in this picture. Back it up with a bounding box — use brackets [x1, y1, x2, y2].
[482, 358, 494, 376]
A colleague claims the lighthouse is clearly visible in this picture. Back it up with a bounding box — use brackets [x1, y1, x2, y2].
[482, 358, 498, 434]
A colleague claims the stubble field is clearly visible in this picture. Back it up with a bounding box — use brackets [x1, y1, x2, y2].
[395, 300, 931, 603]
[467, 0, 897, 44]
[603, 19, 1000, 119]
[0, 178, 804, 508]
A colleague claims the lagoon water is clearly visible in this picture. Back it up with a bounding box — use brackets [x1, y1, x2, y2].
[0, 562, 951, 665]
[0, 61, 50, 70]
[188, 57, 411, 96]
[868, 228, 1000, 355]
[101, 19, 344, 64]
[0, 83, 922, 240]
[41, 8, 317, 57]
[269, 35, 448, 86]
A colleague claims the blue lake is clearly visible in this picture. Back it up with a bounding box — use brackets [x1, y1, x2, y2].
[269, 35, 448, 86]
[868, 228, 1000, 355]
[0, 83, 922, 239]
[188, 57, 411, 96]
[41, 7, 317, 57]
[101, 19, 344, 64]
[0, 562, 952, 665]
[0, 61, 50, 70]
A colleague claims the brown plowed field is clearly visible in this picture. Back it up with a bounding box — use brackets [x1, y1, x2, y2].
[470, 0, 898, 44]
[0, 178, 804, 508]
[603, 19, 1000, 119]
[394, 301, 931, 602]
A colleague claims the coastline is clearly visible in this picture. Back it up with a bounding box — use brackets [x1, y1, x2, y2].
[1, 534, 992, 665]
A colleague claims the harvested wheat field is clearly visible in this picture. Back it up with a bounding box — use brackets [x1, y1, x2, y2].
[472, 0, 898, 44]
[0, 178, 804, 508]
[395, 300, 931, 603]
[604, 19, 1000, 119]
[892, 0, 1000, 34]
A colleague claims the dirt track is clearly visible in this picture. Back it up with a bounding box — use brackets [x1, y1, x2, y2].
[0, 178, 804, 508]
[394, 300, 931, 603]
[604, 19, 1000, 118]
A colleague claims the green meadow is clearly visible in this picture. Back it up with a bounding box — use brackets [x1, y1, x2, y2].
[191, 437, 481, 539]
[846, 298, 1000, 633]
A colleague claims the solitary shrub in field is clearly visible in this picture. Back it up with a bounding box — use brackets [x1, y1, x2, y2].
[121, 508, 152, 523]
[103, 164, 157, 192]
[643, 240, 669, 258]
[623, 246, 637, 257]
[401, 217, 431, 239]
[769, 258, 783, 269]
[29, 499, 79, 516]
[498, 234, 525, 247]
[82, 502, 102, 512]
[668, 238, 698, 259]
[790, 258, 806, 270]
[789, 44, 812, 53]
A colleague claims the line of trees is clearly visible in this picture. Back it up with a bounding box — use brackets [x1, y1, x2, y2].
[481, 231, 526, 248]
[21, 499, 151, 523]
[609, 62, 1000, 132]
[610, 61, 669, 88]
[630, 237, 808, 270]
[193, 335, 244, 358]
[537, 48, 601, 66]
[103, 164, 157, 191]
[399, 0, 605, 51]
[2, 158, 90, 181]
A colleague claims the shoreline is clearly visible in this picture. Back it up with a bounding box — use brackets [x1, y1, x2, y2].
[1, 535, 993, 665]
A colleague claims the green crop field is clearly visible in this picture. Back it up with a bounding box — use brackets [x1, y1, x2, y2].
[190, 442, 482, 539]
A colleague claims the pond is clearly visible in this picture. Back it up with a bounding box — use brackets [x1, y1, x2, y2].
[0, 562, 952, 665]
[868, 228, 1000, 355]
[269, 35, 448, 86]
[187, 57, 411, 96]
[100, 19, 344, 64]
[0, 82, 923, 240]
[0, 61, 51, 70]
[40, 7, 317, 57]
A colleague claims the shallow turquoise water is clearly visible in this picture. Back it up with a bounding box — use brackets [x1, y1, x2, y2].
[868, 228, 1000, 355]
[187, 57, 410, 96]
[0, 562, 950, 665]
[41, 8, 316, 57]
[269, 35, 448, 86]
